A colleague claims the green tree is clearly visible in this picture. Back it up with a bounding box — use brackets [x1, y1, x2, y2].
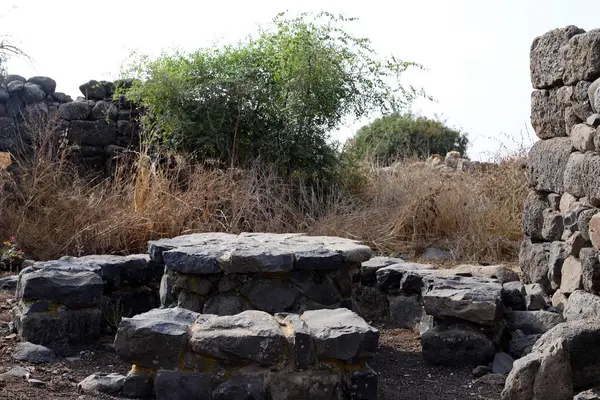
[120, 12, 423, 180]
[344, 112, 469, 165]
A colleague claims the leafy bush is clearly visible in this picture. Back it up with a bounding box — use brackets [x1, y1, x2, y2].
[344, 112, 469, 166]
[120, 12, 422, 181]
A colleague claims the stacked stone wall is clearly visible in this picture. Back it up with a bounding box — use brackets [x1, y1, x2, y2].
[0, 74, 141, 172]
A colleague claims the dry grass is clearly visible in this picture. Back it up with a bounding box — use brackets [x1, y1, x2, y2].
[0, 116, 528, 263]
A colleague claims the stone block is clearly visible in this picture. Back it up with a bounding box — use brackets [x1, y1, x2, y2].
[527, 137, 573, 193]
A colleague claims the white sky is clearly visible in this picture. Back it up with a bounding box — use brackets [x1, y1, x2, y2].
[2, 0, 598, 161]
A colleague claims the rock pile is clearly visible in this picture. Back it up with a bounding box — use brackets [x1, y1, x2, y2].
[0, 75, 141, 171]
[104, 307, 379, 400]
[500, 25, 600, 399]
[150, 232, 371, 315]
[13, 254, 161, 355]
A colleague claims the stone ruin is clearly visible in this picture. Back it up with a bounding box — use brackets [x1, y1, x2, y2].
[0, 74, 141, 172]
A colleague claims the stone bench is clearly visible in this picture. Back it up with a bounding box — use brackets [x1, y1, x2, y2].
[149, 232, 372, 315]
[13, 254, 162, 355]
[113, 307, 379, 400]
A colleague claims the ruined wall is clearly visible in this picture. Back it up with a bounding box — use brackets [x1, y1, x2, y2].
[522, 26, 600, 304]
[0, 74, 141, 171]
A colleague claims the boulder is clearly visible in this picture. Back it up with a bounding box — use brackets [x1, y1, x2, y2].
[531, 88, 567, 139]
[506, 310, 564, 335]
[501, 281, 526, 311]
[563, 290, 600, 321]
[493, 352, 515, 375]
[541, 209, 564, 241]
[154, 370, 211, 400]
[7, 80, 23, 93]
[581, 247, 600, 294]
[189, 310, 289, 365]
[527, 137, 572, 193]
[524, 283, 548, 311]
[240, 279, 299, 313]
[51, 92, 72, 103]
[571, 123, 597, 152]
[115, 307, 202, 369]
[533, 319, 600, 389]
[564, 152, 600, 203]
[58, 101, 91, 120]
[20, 83, 46, 104]
[361, 256, 405, 285]
[79, 80, 108, 100]
[388, 295, 422, 329]
[301, 308, 379, 362]
[422, 276, 503, 326]
[501, 338, 572, 400]
[89, 100, 118, 121]
[530, 25, 585, 88]
[17, 268, 103, 308]
[508, 330, 542, 359]
[421, 325, 495, 366]
[0, 275, 18, 291]
[561, 256, 583, 294]
[78, 373, 126, 395]
[564, 29, 600, 85]
[26, 76, 56, 94]
[12, 342, 56, 364]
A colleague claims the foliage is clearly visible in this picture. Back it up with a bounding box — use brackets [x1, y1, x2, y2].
[120, 12, 423, 180]
[0, 236, 23, 271]
[344, 112, 469, 166]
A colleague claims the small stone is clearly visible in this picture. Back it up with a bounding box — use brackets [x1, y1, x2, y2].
[27, 378, 45, 387]
[561, 256, 583, 294]
[0, 366, 31, 381]
[492, 352, 514, 374]
[567, 232, 587, 256]
[525, 283, 548, 310]
[508, 330, 542, 359]
[551, 289, 568, 311]
[501, 281, 526, 311]
[548, 193, 561, 210]
[12, 342, 57, 364]
[588, 114, 600, 127]
[77, 373, 126, 394]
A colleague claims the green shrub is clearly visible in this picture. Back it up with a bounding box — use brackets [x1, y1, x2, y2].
[120, 12, 422, 181]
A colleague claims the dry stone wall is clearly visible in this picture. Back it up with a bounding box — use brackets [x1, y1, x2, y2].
[0, 74, 141, 172]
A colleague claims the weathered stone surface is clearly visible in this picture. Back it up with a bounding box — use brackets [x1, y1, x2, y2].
[451, 264, 519, 283]
[588, 114, 600, 128]
[154, 370, 211, 400]
[7, 80, 23, 93]
[565, 152, 600, 203]
[561, 256, 583, 294]
[531, 25, 585, 88]
[565, 203, 592, 234]
[240, 279, 298, 313]
[520, 238, 551, 292]
[190, 310, 288, 365]
[575, 389, 600, 400]
[548, 241, 569, 290]
[269, 371, 342, 400]
[14, 306, 102, 356]
[162, 247, 223, 275]
[493, 352, 515, 375]
[563, 290, 600, 321]
[508, 330, 541, 359]
[227, 247, 295, 273]
[571, 123, 597, 152]
[20, 83, 46, 104]
[115, 307, 202, 369]
[203, 295, 251, 316]
[501, 338, 572, 400]
[79, 80, 108, 100]
[566, 106, 583, 135]
[361, 256, 404, 285]
[527, 137, 573, 193]
[17, 268, 103, 308]
[388, 295, 422, 329]
[541, 209, 563, 241]
[275, 313, 315, 370]
[213, 375, 266, 400]
[12, 342, 56, 364]
[524, 283, 548, 311]
[502, 281, 526, 311]
[548, 193, 561, 210]
[78, 373, 125, 395]
[421, 247, 453, 261]
[576, 81, 593, 101]
[590, 213, 600, 250]
[355, 286, 388, 321]
[26, 76, 56, 94]
[58, 101, 91, 120]
[67, 120, 116, 147]
[581, 247, 600, 294]
[533, 319, 600, 389]
[531, 89, 567, 139]
[573, 101, 596, 122]
[301, 308, 379, 361]
[560, 193, 578, 216]
[421, 325, 495, 366]
[291, 271, 343, 305]
[375, 262, 436, 292]
[90, 100, 118, 121]
[0, 275, 18, 292]
[567, 232, 588, 256]
[0, 86, 8, 103]
[506, 310, 564, 335]
[123, 369, 154, 399]
[579, 209, 600, 241]
[422, 276, 503, 326]
[564, 29, 600, 85]
[551, 289, 568, 311]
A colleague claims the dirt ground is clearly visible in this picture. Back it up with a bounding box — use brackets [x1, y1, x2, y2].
[0, 291, 503, 400]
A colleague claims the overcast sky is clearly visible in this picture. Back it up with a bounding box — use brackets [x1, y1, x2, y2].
[2, 0, 599, 160]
